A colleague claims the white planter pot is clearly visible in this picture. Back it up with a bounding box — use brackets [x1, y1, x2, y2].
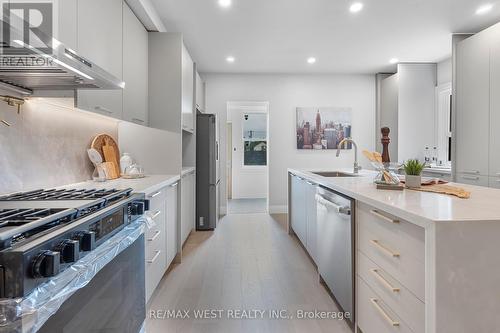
[406, 175, 422, 188]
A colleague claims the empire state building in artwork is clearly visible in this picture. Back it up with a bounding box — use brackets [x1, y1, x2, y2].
[296, 107, 352, 150]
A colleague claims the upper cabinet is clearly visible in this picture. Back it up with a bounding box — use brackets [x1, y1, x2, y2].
[123, 3, 149, 126]
[76, 0, 123, 119]
[57, 0, 77, 51]
[181, 45, 195, 133]
[195, 70, 205, 112]
[149, 33, 196, 133]
[456, 31, 490, 177]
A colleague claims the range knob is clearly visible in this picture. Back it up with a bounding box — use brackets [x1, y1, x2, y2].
[32, 251, 60, 278]
[55, 239, 80, 263]
[73, 231, 96, 252]
[129, 202, 145, 216]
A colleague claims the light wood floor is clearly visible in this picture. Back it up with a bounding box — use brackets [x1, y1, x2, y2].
[146, 213, 352, 333]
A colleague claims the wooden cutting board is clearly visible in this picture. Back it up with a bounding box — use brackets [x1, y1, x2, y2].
[91, 134, 120, 179]
[410, 184, 471, 199]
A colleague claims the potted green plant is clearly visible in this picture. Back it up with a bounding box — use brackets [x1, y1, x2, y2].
[403, 159, 425, 188]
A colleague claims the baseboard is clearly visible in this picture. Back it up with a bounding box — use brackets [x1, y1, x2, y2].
[269, 205, 287, 214]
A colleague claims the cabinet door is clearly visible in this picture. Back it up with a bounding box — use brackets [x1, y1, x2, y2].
[456, 173, 489, 187]
[181, 173, 194, 245]
[291, 175, 307, 246]
[122, 4, 148, 126]
[305, 181, 318, 263]
[490, 37, 500, 176]
[196, 71, 205, 112]
[166, 182, 179, 268]
[456, 32, 490, 176]
[181, 45, 194, 132]
[76, 0, 123, 119]
[58, 0, 77, 50]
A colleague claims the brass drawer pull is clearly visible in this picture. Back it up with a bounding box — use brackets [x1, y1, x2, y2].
[370, 210, 399, 224]
[370, 269, 400, 292]
[147, 230, 161, 242]
[150, 211, 161, 220]
[370, 298, 400, 327]
[148, 191, 162, 198]
[370, 240, 400, 258]
[147, 250, 161, 264]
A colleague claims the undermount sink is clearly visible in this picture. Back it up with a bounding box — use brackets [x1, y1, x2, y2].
[311, 171, 359, 177]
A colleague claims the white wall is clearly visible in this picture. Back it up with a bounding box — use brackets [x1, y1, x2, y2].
[437, 57, 452, 86]
[397, 63, 437, 162]
[204, 74, 376, 213]
[227, 103, 268, 199]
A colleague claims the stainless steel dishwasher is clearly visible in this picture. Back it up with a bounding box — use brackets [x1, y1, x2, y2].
[316, 186, 355, 326]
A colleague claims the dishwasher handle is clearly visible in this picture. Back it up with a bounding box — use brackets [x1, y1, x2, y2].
[315, 194, 351, 215]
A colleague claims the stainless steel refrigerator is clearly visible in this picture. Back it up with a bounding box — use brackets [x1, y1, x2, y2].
[196, 113, 220, 230]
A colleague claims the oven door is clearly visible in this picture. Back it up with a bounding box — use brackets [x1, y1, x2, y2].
[37, 235, 145, 333]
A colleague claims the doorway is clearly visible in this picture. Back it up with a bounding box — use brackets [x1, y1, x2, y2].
[226, 102, 269, 214]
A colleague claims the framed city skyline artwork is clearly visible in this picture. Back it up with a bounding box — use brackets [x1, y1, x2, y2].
[296, 107, 352, 150]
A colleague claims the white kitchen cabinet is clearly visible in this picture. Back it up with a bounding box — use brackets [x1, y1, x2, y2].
[145, 187, 167, 303]
[490, 38, 500, 177]
[305, 180, 318, 263]
[456, 29, 490, 176]
[166, 182, 179, 267]
[290, 174, 307, 246]
[456, 173, 489, 187]
[195, 71, 205, 112]
[181, 45, 195, 133]
[181, 170, 196, 246]
[122, 3, 148, 126]
[76, 0, 123, 119]
[57, 0, 77, 51]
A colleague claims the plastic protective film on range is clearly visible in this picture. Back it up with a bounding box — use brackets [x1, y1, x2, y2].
[0, 216, 151, 333]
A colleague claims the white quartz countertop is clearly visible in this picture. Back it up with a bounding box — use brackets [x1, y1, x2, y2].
[289, 168, 500, 226]
[62, 174, 180, 195]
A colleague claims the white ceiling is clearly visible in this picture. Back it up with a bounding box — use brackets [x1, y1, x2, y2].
[151, 0, 500, 74]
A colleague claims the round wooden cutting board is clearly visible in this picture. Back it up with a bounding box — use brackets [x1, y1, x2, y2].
[91, 134, 120, 160]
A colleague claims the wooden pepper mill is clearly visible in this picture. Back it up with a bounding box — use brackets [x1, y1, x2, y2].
[381, 127, 391, 163]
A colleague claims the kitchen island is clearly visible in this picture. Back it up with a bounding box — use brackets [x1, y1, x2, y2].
[288, 168, 500, 333]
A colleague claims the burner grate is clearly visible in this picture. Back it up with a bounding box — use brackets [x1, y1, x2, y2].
[0, 188, 122, 201]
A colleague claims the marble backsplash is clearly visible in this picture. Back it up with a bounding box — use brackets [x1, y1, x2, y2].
[0, 98, 118, 194]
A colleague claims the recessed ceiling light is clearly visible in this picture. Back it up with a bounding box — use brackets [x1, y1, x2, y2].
[349, 2, 364, 13]
[307, 57, 317, 64]
[389, 58, 399, 64]
[226, 56, 235, 63]
[218, 0, 232, 8]
[476, 4, 493, 15]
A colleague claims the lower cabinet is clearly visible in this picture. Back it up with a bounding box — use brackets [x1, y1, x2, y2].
[456, 173, 489, 187]
[144, 182, 179, 303]
[289, 173, 318, 263]
[181, 170, 196, 246]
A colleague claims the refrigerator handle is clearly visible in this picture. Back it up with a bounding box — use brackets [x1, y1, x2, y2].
[216, 141, 219, 161]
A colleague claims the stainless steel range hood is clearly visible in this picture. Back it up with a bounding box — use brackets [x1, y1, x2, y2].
[0, 21, 124, 96]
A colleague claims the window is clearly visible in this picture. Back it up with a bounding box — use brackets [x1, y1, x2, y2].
[243, 113, 267, 166]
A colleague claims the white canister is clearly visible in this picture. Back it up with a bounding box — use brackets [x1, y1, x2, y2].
[120, 153, 134, 174]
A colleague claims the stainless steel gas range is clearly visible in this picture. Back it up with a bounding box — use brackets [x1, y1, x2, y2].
[0, 188, 148, 333]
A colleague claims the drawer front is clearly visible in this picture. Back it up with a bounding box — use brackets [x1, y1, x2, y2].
[146, 188, 167, 212]
[145, 210, 166, 255]
[357, 251, 425, 333]
[456, 173, 489, 187]
[357, 203, 425, 300]
[357, 276, 413, 333]
[145, 247, 167, 302]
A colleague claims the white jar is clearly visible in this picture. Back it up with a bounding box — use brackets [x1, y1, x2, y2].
[120, 153, 133, 174]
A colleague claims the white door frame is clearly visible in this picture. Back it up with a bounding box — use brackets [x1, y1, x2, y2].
[226, 101, 270, 212]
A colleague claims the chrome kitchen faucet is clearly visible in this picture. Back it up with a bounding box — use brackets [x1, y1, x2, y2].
[336, 137, 361, 174]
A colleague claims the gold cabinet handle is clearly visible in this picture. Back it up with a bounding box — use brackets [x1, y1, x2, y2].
[370, 240, 400, 258]
[147, 250, 161, 264]
[147, 230, 161, 242]
[370, 269, 400, 292]
[148, 191, 162, 198]
[370, 298, 400, 327]
[370, 210, 399, 224]
[150, 211, 161, 220]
